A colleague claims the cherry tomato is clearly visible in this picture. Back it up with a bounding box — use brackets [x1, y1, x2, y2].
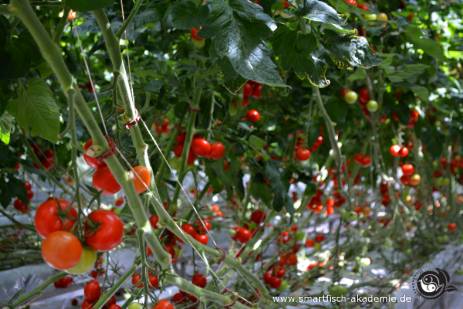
[27, 190, 34, 202]
[377, 12, 388, 21]
[400, 175, 410, 186]
[84, 210, 124, 252]
[132, 274, 143, 287]
[390, 145, 400, 156]
[192, 138, 211, 157]
[82, 299, 95, 309]
[131, 166, 151, 194]
[358, 88, 370, 103]
[152, 300, 174, 309]
[42, 231, 82, 270]
[196, 219, 211, 234]
[251, 210, 266, 224]
[263, 272, 273, 283]
[305, 239, 315, 247]
[24, 181, 31, 191]
[182, 223, 197, 237]
[246, 110, 260, 122]
[399, 147, 409, 157]
[448, 223, 457, 231]
[344, 91, 358, 104]
[44, 149, 55, 159]
[14, 199, 29, 213]
[54, 276, 74, 288]
[83, 139, 107, 169]
[274, 267, 286, 278]
[236, 228, 252, 243]
[296, 148, 311, 161]
[402, 164, 414, 176]
[173, 144, 184, 157]
[341, 88, 349, 98]
[243, 82, 254, 97]
[71, 299, 78, 306]
[115, 197, 124, 206]
[187, 150, 197, 164]
[93, 167, 121, 195]
[190, 27, 203, 41]
[192, 273, 207, 288]
[172, 292, 186, 304]
[269, 276, 282, 289]
[84, 280, 101, 302]
[210, 143, 225, 159]
[108, 306, 121, 309]
[67, 247, 97, 275]
[149, 214, 159, 229]
[409, 174, 421, 186]
[315, 235, 324, 242]
[252, 84, 262, 99]
[35, 198, 77, 238]
[149, 275, 159, 288]
[195, 233, 209, 245]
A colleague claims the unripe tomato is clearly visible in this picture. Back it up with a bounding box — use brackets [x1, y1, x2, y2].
[402, 164, 414, 176]
[246, 110, 260, 122]
[295, 231, 305, 241]
[152, 300, 174, 309]
[128, 303, 143, 309]
[313, 243, 322, 251]
[364, 14, 377, 21]
[377, 12, 388, 21]
[277, 279, 289, 291]
[84, 210, 124, 252]
[210, 142, 225, 159]
[409, 174, 421, 186]
[84, 280, 101, 302]
[192, 138, 211, 157]
[42, 231, 82, 270]
[67, 247, 97, 275]
[131, 166, 151, 194]
[390, 145, 400, 156]
[169, 157, 180, 170]
[93, 167, 121, 195]
[83, 139, 107, 169]
[344, 91, 358, 104]
[366, 100, 378, 112]
[448, 223, 457, 231]
[236, 228, 252, 243]
[296, 148, 311, 161]
[192, 273, 207, 288]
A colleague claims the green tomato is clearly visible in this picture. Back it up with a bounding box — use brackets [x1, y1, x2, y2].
[112, 207, 122, 215]
[229, 104, 237, 116]
[435, 177, 444, 185]
[456, 269, 463, 275]
[313, 243, 322, 251]
[364, 14, 377, 21]
[340, 209, 348, 218]
[295, 231, 305, 241]
[328, 285, 347, 296]
[66, 247, 97, 275]
[185, 163, 196, 172]
[384, 238, 393, 248]
[277, 279, 289, 291]
[366, 100, 379, 112]
[404, 249, 412, 256]
[347, 211, 358, 222]
[442, 178, 450, 185]
[192, 39, 205, 49]
[359, 257, 371, 267]
[169, 157, 180, 170]
[174, 246, 182, 259]
[128, 303, 143, 309]
[344, 91, 358, 104]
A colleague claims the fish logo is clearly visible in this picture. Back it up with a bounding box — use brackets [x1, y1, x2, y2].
[413, 268, 457, 300]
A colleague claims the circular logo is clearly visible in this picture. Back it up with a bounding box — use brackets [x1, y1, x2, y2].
[412, 268, 457, 300]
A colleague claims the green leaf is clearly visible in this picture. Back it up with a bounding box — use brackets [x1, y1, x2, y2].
[0, 44, 30, 79]
[34, 62, 54, 79]
[204, 161, 223, 193]
[249, 135, 265, 150]
[285, 194, 294, 223]
[393, 81, 429, 103]
[250, 174, 273, 208]
[217, 57, 247, 94]
[404, 26, 446, 62]
[162, 1, 201, 30]
[386, 64, 430, 83]
[421, 127, 444, 159]
[200, 0, 286, 88]
[0, 112, 12, 145]
[273, 25, 329, 87]
[9, 78, 60, 143]
[144, 80, 164, 93]
[325, 99, 348, 129]
[298, 0, 348, 25]
[347, 68, 365, 81]
[64, 0, 114, 12]
[263, 161, 285, 212]
[323, 29, 384, 69]
[134, 9, 162, 29]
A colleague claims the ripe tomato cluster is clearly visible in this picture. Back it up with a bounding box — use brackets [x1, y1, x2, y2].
[81, 280, 118, 309]
[153, 118, 170, 135]
[294, 126, 324, 161]
[31, 143, 55, 171]
[13, 181, 33, 213]
[173, 132, 225, 167]
[180, 218, 211, 245]
[132, 272, 159, 289]
[54, 276, 73, 288]
[353, 153, 372, 167]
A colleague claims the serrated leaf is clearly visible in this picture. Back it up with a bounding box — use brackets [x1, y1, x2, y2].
[323, 29, 384, 69]
[200, 0, 285, 89]
[273, 25, 329, 87]
[217, 57, 247, 94]
[404, 26, 446, 62]
[162, 1, 201, 30]
[386, 64, 430, 83]
[9, 78, 60, 143]
[298, 0, 348, 25]
[65, 0, 114, 12]
[0, 112, 12, 145]
[144, 80, 164, 93]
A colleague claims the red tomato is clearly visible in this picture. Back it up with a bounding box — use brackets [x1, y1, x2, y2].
[269, 276, 282, 289]
[196, 219, 211, 233]
[243, 82, 254, 97]
[190, 27, 203, 41]
[448, 223, 457, 231]
[24, 181, 31, 191]
[315, 235, 324, 242]
[71, 299, 78, 306]
[152, 300, 174, 309]
[44, 149, 54, 159]
[132, 274, 143, 287]
[108, 305, 121, 309]
[195, 233, 208, 245]
[246, 110, 260, 122]
[187, 150, 197, 164]
[296, 148, 311, 161]
[400, 175, 410, 186]
[54, 276, 74, 288]
[165, 244, 176, 259]
[192, 274, 207, 288]
[82, 299, 94, 309]
[283, 0, 290, 7]
[84, 280, 101, 302]
[182, 223, 197, 237]
[360, 156, 371, 167]
[263, 272, 273, 283]
[192, 138, 212, 157]
[84, 210, 124, 251]
[341, 88, 349, 98]
[173, 144, 184, 157]
[399, 147, 409, 157]
[41, 231, 82, 270]
[93, 167, 121, 195]
[252, 84, 262, 99]
[274, 267, 286, 278]
[286, 253, 297, 266]
[83, 139, 107, 169]
[236, 228, 252, 243]
[149, 275, 159, 288]
[104, 296, 116, 309]
[27, 190, 34, 202]
[35, 198, 77, 238]
[131, 166, 151, 194]
[358, 88, 370, 103]
[251, 210, 266, 224]
[149, 214, 159, 229]
[210, 143, 225, 159]
[14, 199, 29, 213]
[402, 164, 414, 176]
[115, 197, 124, 206]
[305, 239, 315, 247]
[172, 292, 186, 304]
[390, 145, 400, 156]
